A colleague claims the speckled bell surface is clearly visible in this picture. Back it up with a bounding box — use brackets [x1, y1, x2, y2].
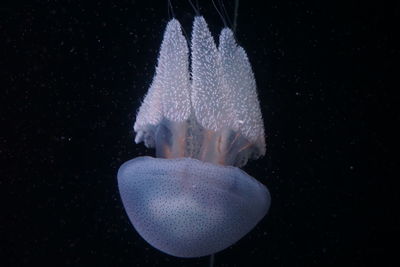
[118, 157, 270, 257]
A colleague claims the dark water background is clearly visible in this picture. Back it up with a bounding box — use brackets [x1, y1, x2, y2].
[1, 1, 398, 266]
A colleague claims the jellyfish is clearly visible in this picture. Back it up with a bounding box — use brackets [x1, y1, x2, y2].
[117, 16, 271, 258]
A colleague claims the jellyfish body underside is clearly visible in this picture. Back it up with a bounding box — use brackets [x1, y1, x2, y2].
[118, 17, 271, 258]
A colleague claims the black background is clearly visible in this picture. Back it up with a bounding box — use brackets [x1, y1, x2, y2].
[1, 0, 398, 266]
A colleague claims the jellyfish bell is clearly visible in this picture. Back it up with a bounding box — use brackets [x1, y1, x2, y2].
[117, 16, 271, 258]
[118, 157, 270, 258]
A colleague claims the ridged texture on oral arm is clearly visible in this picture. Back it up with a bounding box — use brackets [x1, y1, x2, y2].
[191, 16, 229, 132]
[134, 19, 191, 147]
[218, 28, 266, 156]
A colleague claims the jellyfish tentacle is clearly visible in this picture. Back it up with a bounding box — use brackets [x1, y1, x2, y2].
[134, 19, 191, 155]
[191, 16, 225, 137]
[219, 27, 266, 162]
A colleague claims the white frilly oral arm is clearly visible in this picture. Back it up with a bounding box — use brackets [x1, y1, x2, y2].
[134, 19, 191, 148]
